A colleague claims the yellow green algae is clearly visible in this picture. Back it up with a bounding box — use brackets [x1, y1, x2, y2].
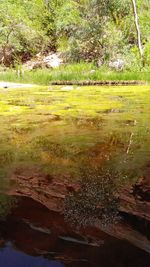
[0, 84, 150, 182]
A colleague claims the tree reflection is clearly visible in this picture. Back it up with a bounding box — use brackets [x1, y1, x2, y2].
[0, 194, 16, 220]
[64, 166, 122, 229]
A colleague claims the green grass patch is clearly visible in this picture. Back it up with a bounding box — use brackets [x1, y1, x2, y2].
[0, 63, 150, 85]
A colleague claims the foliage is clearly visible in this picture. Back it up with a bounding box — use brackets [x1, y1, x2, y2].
[0, 0, 149, 68]
[144, 43, 150, 66]
[53, 0, 150, 66]
[0, 0, 50, 64]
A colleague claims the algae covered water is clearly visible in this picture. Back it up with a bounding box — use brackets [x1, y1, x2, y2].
[0, 85, 150, 266]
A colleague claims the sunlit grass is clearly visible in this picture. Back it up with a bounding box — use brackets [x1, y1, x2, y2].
[0, 63, 150, 85]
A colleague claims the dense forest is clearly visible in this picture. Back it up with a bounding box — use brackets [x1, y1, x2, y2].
[0, 0, 150, 70]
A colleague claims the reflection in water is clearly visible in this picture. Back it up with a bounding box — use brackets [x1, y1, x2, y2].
[0, 194, 16, 220]
[0, 243, 65, 267]
[64, 166, 121, 228]
[0, 197, 149, 267]
[0, 86, 150, 266]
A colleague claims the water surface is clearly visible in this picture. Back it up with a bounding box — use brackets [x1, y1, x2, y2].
[0, 85, 150, 266]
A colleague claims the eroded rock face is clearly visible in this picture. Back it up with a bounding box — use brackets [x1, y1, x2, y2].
[8, 169, 150, 253]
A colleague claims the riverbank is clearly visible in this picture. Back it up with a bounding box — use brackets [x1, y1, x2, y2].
[0, 63, 150, 85]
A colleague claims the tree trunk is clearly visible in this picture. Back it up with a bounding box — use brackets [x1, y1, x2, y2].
[131, 0, 143, 60]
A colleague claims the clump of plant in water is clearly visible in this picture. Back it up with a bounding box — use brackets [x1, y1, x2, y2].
[64, 166, 121, 229]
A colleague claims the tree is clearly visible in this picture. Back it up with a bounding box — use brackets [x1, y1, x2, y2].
[0, 0, 50, 65]
[0, 0, 149, 66]
[131, 0, 143, 59]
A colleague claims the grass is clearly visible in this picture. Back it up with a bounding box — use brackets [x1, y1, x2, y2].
[0, 84, 150, 185]
[0, 63, 150, 85]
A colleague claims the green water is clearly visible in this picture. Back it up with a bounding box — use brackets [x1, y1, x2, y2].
[0, 85, 149, 184]
[0, 84, 150, 266]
